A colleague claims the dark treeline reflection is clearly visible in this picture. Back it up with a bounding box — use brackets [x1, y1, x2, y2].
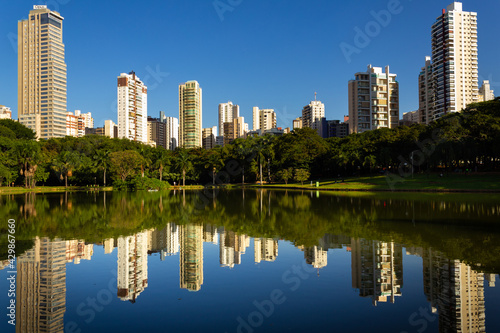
[1, 190, 499, 332]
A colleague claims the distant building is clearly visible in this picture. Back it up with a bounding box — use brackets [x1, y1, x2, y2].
[216, 136, 224, 147]
[418, 56, 434, 124]
[401, 110, 419, 126]
[104, 120, 118, 138]
[218, 101, 239, 137]
[66, 110, 93, 137]
[253, 107, 276, 131]
[348, 65, 399, 133]
[0, 105, 12, 119]
[254, 238, 278, 263]
[117, 71, 148, 143]
[179, 81, 202, 148]
[302, 98, 325, 136]
[321, 119, 349, 138]
[292, 117, 302, 129]
[478, 80, 495, 102]
[223, 117, 246, 146]
[202, 126, 217, 150]
[147, 115, 167, 148]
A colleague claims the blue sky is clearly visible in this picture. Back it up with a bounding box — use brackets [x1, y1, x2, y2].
[1, 0, 499, 129]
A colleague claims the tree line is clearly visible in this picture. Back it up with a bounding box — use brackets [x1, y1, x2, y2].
[0, 98, 499, 189]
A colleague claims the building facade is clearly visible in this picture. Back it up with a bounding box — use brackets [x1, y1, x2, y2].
[223, 117, 246, 146]
[302, 100, 325, 136]
[348, 65, 399, 133]
[252, 107, 276, 131]
[66, 110, 93, 137]
[117, 71, 148, 143]
[18, 5, 67, 139]
[202, 126, 217, 150]
[431, 2, 478, 120]
[218, 101, 239, 137]
[478, 80, 495, 102]
[179, 81, 202, 148]
[418, 56, 434, 124]
[292, 117, 303, 130]
[0, 105, 12, 119]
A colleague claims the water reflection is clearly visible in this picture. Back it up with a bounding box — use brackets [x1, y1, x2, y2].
[1, 190, 499, 332]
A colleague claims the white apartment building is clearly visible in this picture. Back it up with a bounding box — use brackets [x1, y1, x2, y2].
[0, 105, 12, 120]
[218, 101, 239, 137]
[302, 99, 325, 136]
[478, 80, 494, 102]
[117, 71, 148, 143]
[431, 2, 478, 120]
[165, 116, 179, 151]
[348, 65, 399, 133]
[252, 107, 276, 131]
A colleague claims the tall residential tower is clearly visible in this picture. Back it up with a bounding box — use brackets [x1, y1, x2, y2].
[18, 5, 67, 139]
[430, 2, 478, 120]
[179, 81, 202, 148]
[218, 101, 239, 137]
[117, 71, 148, 143]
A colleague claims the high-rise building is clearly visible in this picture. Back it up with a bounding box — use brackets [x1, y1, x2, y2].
[478, 80, 495, 102]
[117, 231, 149, 302]
[0, 105, 12, 119]
[179, 81, 202, 148]
[431, 2, 478, 120]
[402, 110, 420, 126]
[147, 116, 167, 148]
[418, 56, 434, 124]
[202, 126, 217, 150]
[219, 230, 249, 268]
[223, 116, 246, 146]
[302, 246, 328, 269]
[320, 119, 349, 138]
[253, 107, 276, 131]
[164, 116, 179, 151]
[302, 98, 325, 136]
[292, 117, 303, 130]
[117, 71, 148, 143]
[218, 101, 240, 137]
[17, 238, 67, 333]
[18, 5, 67, 139]
[180, 224, 204, 291]
[348, 65, 399, 134]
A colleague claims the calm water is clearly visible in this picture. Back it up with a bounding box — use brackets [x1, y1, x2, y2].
[1, 190, 500, 333]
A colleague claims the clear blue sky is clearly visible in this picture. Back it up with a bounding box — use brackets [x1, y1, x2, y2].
[1, 0, 499, 129]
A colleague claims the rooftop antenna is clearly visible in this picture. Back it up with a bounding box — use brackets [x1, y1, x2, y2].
[314, 92, 317, 101]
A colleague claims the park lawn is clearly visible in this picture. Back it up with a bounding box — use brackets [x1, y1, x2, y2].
[251, 174, 500, 192]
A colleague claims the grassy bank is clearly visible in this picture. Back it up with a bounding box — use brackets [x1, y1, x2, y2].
[0, 186, 114, 195]
[243, 173, 500, 192]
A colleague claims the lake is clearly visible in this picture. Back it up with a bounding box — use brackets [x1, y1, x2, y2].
[1, 189, 499, 332]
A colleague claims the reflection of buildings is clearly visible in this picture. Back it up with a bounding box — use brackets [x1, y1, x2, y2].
[351, 238, 403, 305]
[219, 229, 250, 268]
[254, 238, 278, 263]
[485, 274, 496, 288]
[422, 249, 486, 332]
[203, 224, 219, 245]
[117, 231, 149, 302]
[17, 238, 66, 333]
[180, 224, 204, 291]
[148, 223, 180, 260]
[301, 246, 328, 269]
[65, 240, 93, 264]
[104, 238, 116, 254]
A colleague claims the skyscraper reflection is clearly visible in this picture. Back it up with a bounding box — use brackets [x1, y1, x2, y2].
[117, 231, 149, 303]
[254, 238, 278, 263]
[350, 238, 403, 305]
[219, 229, 250, 268]
[179, 224, 204, 291]
[422, 248, 486, 332]
[16, 238, 66, 333]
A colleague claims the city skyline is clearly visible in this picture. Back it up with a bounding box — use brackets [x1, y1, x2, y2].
[1, 1, 499, 130]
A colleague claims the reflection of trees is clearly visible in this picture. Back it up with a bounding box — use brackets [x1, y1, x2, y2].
[2, 190, 500, 272]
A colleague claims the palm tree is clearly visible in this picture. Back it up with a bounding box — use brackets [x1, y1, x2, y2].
[205, 149, 224, 185]
[93, 149, 110, 186]
[52, 151, 81, 188]
[235, 139, 251, 185]
[175, 149, 192, 186]
[15, 141, 41, 188]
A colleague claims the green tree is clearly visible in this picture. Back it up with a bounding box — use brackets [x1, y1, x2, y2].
[277, 167, 293, 184]
[205, 148, 225, 185]
[0, 119, 36, 140]
[110, 150, 143, 182]
[15, 140, 42, 188]
[294, 168, 310, 185]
